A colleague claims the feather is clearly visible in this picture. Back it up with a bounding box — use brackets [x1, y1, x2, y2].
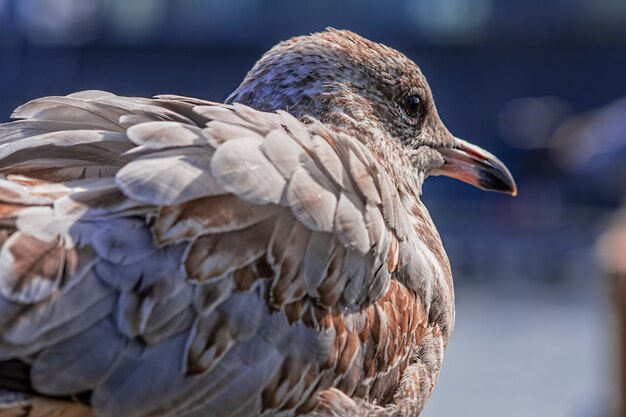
[142, 284, 193, 344]
[116, 148, 225, 206]
[259, 129, 307, 179]
[185, 287, 269, 377]
[286, 165, 337, 232]
[0, 120, 110, 144]
[0, 180, 53, 206]
[142, 304, 194, 346]
[309, 133, 350, 190]
[340, 249, 367, 307]
[66, 90, 118, 100]
[210, 138, 286, 205]
[0, 233, 77, 304]
[154, 95, 215, 106]
[218, 287, 265, 341]
[13, 206, 77, 245]
[316, 243, 348, 307]
[90, 220, 155, 265]
[153, 96, 214, 127]
[184, 218, 274, 282]
[232, 103, 281, 132]
[302, 232, 335, 297]
[126, 121, 207, 149]
[184, 312, 236, 376]
[153, 194, 277, 245]
[54, 180, 147, 218]
[11, 97, 128, 132]
[97, 95, 196, 125]
[181, 349, 283, 417]
[91, 332, 191, 417]
[268, 216, 311, 306]
[276, 110, 314, 149]
[30, 319, 126, 395]
[192, 277, 235, 318]
[345, 148, 381, 204]
[0, 290, 115, 359]
[0, 130, 130, 165]
[203, 121, 263, 146]
[194, 106, 261, 131]
[334, 192, 370, 254]
[1, 159, 123, 182]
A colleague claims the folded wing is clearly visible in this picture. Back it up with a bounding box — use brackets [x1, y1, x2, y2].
[0, 91, 436, 417]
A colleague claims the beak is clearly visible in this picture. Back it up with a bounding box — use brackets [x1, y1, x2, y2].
[432, 137, 517, 196]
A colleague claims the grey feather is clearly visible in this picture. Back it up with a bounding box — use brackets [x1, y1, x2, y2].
[340, 249, 367, 306]
[0, 292, 115, 359]
[345, 148, 381, 204]
[286, 166, 337, 232]
[126, 121, 207, 149]
[11, 97, 128, 132]
[0, 268, 110, 346]
[91, 332, 190, 417]
[203, 121, 264, 146]
[309, 134, 350, 190]
[260, 129, 307, 179]
[66, 90, 118, 100]
[90, 220, 155, 265]
[0, 120, 111, 144]
[210, 138, 286, 205]
[142, 285, 194, 344]
[116, 148, 225, 205]
[276, 110, 314, 148]
[0, 130, 130, 164]
[334, 192, 370, 254]
[30, 319, 126, 395]
[302, 232, 335, 297]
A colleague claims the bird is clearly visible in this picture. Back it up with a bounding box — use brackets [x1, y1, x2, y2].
[0, 29, 515, 417]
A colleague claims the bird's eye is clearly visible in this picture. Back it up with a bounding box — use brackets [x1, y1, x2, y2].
[403, 95, 422, 118]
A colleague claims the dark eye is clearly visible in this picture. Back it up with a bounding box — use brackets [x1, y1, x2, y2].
[403, 95, 422, 118]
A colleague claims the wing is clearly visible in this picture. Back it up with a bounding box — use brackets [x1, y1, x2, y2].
[0, 91, 452, 417]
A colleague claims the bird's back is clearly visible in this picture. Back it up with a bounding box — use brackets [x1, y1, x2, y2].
[0, 91, 453, 417]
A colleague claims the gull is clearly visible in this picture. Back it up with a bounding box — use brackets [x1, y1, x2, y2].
[0, 29, 515, 417]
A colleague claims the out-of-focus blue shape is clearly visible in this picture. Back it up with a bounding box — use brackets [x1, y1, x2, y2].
[578, 0, 626, 32]
[553, 98, 626, 170]
[551, 98, 626, 205]
[103, 0, 167, 43]
[498, 97, 573, 150]
[167, 0, 260, 46]
[15, 0, 100, 46]
[405, 0, 493, 43]
[0, 0, 11, 29]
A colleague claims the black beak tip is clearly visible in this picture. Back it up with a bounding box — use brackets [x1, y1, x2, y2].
[478, 167, 517, 196]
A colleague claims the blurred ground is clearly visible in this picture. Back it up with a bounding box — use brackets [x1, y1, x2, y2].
[1, 1, 625, 416]
[424, 278, 611, 417]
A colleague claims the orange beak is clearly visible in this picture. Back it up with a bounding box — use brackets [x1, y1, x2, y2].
[432, 137, 517, 196]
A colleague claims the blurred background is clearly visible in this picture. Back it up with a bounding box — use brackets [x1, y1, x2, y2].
[1, 0, 625, 415]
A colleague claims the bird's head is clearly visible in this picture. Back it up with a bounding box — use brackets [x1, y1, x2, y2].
[227, 29, 516, 196]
